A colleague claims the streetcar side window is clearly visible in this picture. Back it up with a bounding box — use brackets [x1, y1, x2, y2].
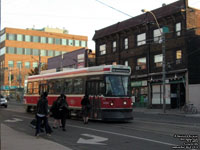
[86, 81, 105, 96]
[64, 79, 73, 94]
[99, 82, 105, 95]
[33, 81, 39, 94]
[54, 80, 62, 94]
[27, 82, 33, 94]
[73, 78, 83, 94]
[48, 80, 56, 94]
[39, 83, 48, 95]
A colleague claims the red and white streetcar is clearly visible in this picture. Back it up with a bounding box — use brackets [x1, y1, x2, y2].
[24, 65, 133, 121]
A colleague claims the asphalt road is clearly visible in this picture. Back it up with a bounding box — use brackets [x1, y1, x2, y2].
[1, 102, 200, 150]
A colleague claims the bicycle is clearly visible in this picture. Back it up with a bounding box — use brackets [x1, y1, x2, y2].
[182, 103, 198, 114]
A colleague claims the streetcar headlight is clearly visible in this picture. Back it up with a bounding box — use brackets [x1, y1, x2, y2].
[131, 102, 133, 106]
[123, 101, 127, 105]
[110, 102, 114, 106]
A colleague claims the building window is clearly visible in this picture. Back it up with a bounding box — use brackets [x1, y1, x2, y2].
[81, 41, 86, 47]
[154, 54, 163, 67]
[25, 35, 31, 42]
[48, 50, 54, 57]
[8, 47, 15, 54]
[137, 57, 146, 69]
[33, 36, 40, 42]
[137, 33, 146, 46]
[176, 22, 181, 36]
[25, 62, 30, 68]
[112, 41, 117, 52]
[8, 74, 14, 82]
[176, 50, 182, 64]
[124, 38, 128, 49]
[0, 47, 6, 56]
[8, 61, 14, 68]
[48, 37, 54, 44]
[40, 50, 47, 56]
[75, 40, 80, 46]
[61, 39, 67, 45]
[99, 44, 106, 55]
[33, 49, 39, 56]
[153, 29, 162, 43]
[8, 34, 15, 40]
[55, 51, 61, 56]
[33, 62, 38, 68]
[41, 37, 47, 43]
[16, 48, 23, 55]
[17, 34, 23, 41]
[1, 33, 6, 42]
[55, 38, 61, 45]
[25, 48, 31, 55]
[68, 39, 73, 46]
[17, 61, 22, 68]
[124, 60, 128, 66]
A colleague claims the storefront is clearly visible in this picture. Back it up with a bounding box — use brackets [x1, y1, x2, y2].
[150, 78, 186, 109]
[131, 80, 148, 107]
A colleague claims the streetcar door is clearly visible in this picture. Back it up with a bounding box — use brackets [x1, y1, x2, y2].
[86, 81, 103, 119]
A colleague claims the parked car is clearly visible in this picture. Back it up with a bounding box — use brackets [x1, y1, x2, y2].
[0, 95, 8, 108]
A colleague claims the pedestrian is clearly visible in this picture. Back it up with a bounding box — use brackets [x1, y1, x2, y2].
[81, 94, 91, 124]
[58, 94, 68, 131]
[35, 92, 51, 137]
[50, 97, 62, 129]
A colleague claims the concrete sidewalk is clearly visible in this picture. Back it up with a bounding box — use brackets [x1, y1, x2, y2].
[1, 124, 72, 150]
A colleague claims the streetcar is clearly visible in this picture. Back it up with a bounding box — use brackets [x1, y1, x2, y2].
[24, 65, 133, 121]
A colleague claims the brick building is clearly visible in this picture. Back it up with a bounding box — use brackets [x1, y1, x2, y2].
[93, 0, 200, 109]
[0, 27, 88, 95]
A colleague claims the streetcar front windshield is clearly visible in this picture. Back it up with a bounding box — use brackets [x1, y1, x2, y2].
[105, 75, 129, 96]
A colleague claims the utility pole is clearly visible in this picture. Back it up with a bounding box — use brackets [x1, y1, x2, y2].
[19, 64, 21, 88]
[38, 50, 41, 74]
[142, 9, 166, 113]
[161, 32, 166, 113]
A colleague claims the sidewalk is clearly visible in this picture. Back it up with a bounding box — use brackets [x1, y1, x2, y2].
[133, 107, 200, 118]
[1, 124, 72, 150]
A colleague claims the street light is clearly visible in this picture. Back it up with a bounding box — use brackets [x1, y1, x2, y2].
[141, 9, 166, 113]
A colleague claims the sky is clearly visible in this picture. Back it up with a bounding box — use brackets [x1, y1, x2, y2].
[1, 0, 200, 50]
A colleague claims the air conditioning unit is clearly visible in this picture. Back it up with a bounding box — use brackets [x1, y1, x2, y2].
[136, 66, 141, 70]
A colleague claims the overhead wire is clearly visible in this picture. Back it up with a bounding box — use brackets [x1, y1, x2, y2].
[95, 0, 133, 18]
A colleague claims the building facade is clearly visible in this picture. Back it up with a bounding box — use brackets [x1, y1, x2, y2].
[93, 0, 200, 109]
[47, 48, 95, 70]
[0, 27, 88, 95]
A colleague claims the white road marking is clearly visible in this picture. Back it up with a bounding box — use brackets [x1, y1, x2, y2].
[69, 124, 176, 146]
[77, 134, 108, 145]
[14, 115, 176, 146]
[4, 118, 23, 123]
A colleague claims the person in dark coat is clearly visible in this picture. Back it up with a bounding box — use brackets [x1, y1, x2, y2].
[81, 94, 91, 124]
[50, 94, 68, 131]
[58, 94, 68, 131]
[35, 92, 51, 137]
[51, 97, 62, 129]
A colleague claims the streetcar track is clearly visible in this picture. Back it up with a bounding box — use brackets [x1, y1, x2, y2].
[12, 114, 176, 146]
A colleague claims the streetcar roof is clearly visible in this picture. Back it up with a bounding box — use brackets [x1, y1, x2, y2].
[27, 65, 131, 81]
